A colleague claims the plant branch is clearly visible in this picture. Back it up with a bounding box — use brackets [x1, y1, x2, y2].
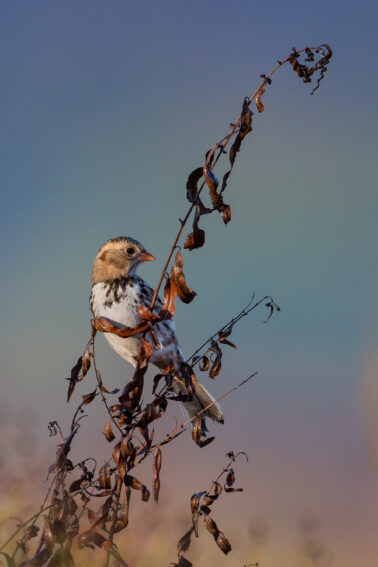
[152, 372, 258, 449]
[149, 45, 329, 309]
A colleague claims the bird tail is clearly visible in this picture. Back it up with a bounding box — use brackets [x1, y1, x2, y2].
[173, 377, 224, 433]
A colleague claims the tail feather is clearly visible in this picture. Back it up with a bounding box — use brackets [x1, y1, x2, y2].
[194, 382, 224, 423]
[173, 377, 224, 431]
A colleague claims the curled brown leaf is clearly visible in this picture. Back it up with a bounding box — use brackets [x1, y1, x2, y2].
[191, 418, 201, 446]
[220, 97, 253, 197]
[209, 343, 222, 379]
[190, 492, 205, 537]
[255, 82, 266, 113]
[159, 277, 178, 320]
[104, 420, 115, 442]
[203, 514, 232, 554]
[82, 347, 91, 376]
[124, 474, 150, 502]
[94, 317, 150, 338]
[203, 139, 231, 224]
[170, 250, 196, 304]
[186, 167, 203, 204]
[184, 203, 206, 251]
[199, 356, 209, 371]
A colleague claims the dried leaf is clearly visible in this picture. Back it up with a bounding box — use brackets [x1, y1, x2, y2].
[24, 525, 40, 541]
[199, 356, 209, 371]
[67, 356, 82, 403]
[170, 250, 196, 304]
[99, 383, 119, 395]
[81, 388, 97, 406]
[224, 469, 243, 492]
[311, 45, 333, 95]
[94, 317, 150, 338]
[153, 449, 162, 502]
[82, 347, 91, 376]
[218, 333, 237, 349]
[229, 98, 252, 167]
[219, 203, 231, 224]
[159, 277, 178, 320]
[224, 468, 243, 492]
[48, 519, 66, 544]
[201, 482, 222, 508]
[186, 167, 203, 204]
[99, 463, 112, 490]
[152, 373, 164, 395]
[124, 474, 150, 502]
[190, 492, 205, 537]
[104, 420, 115, 442]
[184, 203, 206, 250]
[172, 558, 193, 567]
[305, 47, 315, 62]
[255, 82, 266, 113]
[289, 45, 332, 93]
[203, 143, 220, 207]
[199, 436, 215, 448]
[203, 514, 232, 554]
[118, 340, 152, 412]
[215, 531, 232, 554]
[191, 417, 202, 446]
[78, 529, 107, 550]
[69, 476, 85, 493]
[225, 469, 235, 487]
[136, 304, 160, 322]
[120, 436, 134, 458]
[209, 343, 222, 379]
[114, 486, 131, 534]
[177, 527, 194, 556]
[203, 139, 232, 224]
[48, 430, 76, 475]
[220, 97, 253, 198]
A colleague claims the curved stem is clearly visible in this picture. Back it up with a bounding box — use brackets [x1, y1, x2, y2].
[149, 46, 326, 309]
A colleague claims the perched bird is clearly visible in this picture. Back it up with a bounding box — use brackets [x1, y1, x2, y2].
[90, 236, 224, 430]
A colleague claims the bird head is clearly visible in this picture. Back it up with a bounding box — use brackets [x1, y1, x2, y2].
[91, 236, 155, 284]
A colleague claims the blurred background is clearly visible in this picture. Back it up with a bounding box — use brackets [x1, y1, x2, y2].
[1, 1, 378, 565]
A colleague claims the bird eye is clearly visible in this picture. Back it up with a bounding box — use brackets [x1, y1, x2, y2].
[126, 247, 135, 255]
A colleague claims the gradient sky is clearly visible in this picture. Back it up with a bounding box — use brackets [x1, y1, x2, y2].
[1, 1, 378, 566]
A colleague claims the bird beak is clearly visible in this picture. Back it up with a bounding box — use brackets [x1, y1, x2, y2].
[139, 250, 156, 262]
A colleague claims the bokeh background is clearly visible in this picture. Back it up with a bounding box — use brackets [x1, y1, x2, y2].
[1, 1, 378, 566]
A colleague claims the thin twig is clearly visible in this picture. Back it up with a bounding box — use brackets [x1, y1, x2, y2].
[152, 372, 258, 449]
[187, 294, 278, 367]
[205, 451, 248, 498]
[91, 335, 124, 436]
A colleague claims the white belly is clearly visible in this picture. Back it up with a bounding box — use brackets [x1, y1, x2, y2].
[90, 279, 183, 370]
[91, 281, 143, 367]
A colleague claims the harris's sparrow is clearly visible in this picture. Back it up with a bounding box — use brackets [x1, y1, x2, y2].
[89, 236, 224, 429]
